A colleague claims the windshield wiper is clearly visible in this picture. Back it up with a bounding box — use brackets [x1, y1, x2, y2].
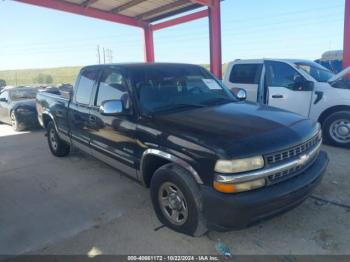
[204, 97, 235, 106]
[153, 103, 205, 113]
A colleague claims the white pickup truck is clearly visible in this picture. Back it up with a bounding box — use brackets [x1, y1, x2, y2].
[223, 59, 350, 148]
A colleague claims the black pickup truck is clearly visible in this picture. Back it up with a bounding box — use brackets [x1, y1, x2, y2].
[36, 63, 329, 236]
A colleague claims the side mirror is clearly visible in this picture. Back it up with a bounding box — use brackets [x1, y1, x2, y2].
[0, 97, 7, 103]
[236, 89, 247, 101]
[294, 75, 314, 91]
[99, 100, 125, 116]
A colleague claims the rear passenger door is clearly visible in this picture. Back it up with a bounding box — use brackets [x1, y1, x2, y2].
[88, 67, 138, 178]
[225, 63, 263, 102]
[68, 68, 100, 152]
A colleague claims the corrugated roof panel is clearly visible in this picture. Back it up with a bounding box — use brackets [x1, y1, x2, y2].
[64, 0, 84, 4]
[141, 2, 194, 20]
[90, 0, 127, 11]
[59, 0, 201, 21]
[120, 0, 175, 17]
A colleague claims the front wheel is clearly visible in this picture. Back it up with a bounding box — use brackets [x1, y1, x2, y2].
[47, 121, 70, 157]
[10, 111, 23, 131]
[150, 163, 207, 237]
[323, 111, 350, 148]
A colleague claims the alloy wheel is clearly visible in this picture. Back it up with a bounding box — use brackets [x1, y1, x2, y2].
[158, 182, 188, 226]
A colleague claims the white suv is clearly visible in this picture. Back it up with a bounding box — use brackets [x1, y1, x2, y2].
[223, 59, 350, 148]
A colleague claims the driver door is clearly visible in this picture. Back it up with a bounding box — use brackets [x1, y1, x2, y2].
[0, 91, 10, 123]
[265, 61, 314, 117]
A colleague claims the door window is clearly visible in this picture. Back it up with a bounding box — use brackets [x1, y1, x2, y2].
[0, 91, 9, 102]
[229, 64, 262, 84]
[265, 61, 302, 90]
[75, 69, 99, 105]
[95, 69, 129, 108]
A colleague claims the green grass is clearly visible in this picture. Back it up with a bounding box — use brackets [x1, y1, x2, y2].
[0, 64, 228, 86]
[0, 66, 82, 86]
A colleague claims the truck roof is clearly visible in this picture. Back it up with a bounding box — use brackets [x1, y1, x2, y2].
[81, 63, 205, 71]
[229, 58, 327, 67]
[230, 58, 314, 63]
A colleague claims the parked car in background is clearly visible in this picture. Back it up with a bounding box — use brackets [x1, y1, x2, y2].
[224, 59, 350, 148]
[315, 50, 343, 74]
[0, 87, 39, 131]
[37, 63, 328, 236]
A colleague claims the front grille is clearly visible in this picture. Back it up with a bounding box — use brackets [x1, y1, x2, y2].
[265, 132, 321, 184]
[265, 133, 321, 166]
[267, 156, 318, 184]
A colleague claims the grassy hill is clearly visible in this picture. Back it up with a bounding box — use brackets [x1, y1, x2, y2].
[0, 64, 228, 86]
[0, 66, 82, 86]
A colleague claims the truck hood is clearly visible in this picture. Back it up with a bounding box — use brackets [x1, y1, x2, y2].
[329, 66, 350, 82]
[154, 102, 319, 158]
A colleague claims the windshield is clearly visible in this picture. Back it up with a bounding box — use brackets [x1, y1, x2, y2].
[131, 65, 236, 114]
[295, 61, 334, 82]
[10, 89, 37, 101]
[330, 67, 350, 89]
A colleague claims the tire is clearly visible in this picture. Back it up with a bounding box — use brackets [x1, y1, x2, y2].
[150, 163, 207, 237]
[47, 121, 70, 157]
[10, 111, 23, 132]
[322, 111, 350, 148]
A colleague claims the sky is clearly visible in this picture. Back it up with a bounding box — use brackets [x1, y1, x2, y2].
[0, 0, 346, 70]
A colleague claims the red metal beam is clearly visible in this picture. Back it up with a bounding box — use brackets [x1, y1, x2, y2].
[152, 9, 208, 31]
[143, 25, 155, 62]
[344, 0, 350, 68]
[15, 0, 145, 28]
[208, 0, 222, 79]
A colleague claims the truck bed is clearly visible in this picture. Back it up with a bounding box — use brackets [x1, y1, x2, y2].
[36, 89, 70, 133]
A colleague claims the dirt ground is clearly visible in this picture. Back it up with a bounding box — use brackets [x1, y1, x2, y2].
[0, 124, 349, 256]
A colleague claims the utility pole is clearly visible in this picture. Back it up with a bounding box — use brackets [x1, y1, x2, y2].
[103, 47, 106, 64]
[106, 49, 113, 63]
[96, 45, 101, 64]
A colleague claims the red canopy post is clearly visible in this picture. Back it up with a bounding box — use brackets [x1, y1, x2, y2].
[143, 24, 155, 63]
[208, 0, 222, 79]
[344, 0, 350, 68]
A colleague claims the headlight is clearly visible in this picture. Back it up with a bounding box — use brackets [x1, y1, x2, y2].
[214, 156, 264, 174]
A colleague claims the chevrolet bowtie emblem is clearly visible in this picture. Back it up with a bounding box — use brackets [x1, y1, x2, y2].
[298, 154, 310, 166]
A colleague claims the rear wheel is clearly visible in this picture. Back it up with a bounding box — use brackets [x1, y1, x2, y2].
[322, 111, 350, 148]
[150, 163, 207, 237]
[47, 121, 70, 157]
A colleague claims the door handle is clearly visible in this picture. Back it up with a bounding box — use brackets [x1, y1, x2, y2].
[272, 94, 284, 99]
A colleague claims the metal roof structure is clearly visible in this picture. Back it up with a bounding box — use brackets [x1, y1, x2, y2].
[15, 0, 223, 78]
[63, 0, 204, 22]
[13, 0, 350, 72]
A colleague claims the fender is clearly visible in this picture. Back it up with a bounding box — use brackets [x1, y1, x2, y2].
[42, 111, 70, 143]
[139, 148, 204, 185]
[42, 111, 57, 130]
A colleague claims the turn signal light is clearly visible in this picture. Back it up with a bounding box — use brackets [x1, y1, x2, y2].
[213, 181, 237, 193]
[213, 178, 266, 194]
